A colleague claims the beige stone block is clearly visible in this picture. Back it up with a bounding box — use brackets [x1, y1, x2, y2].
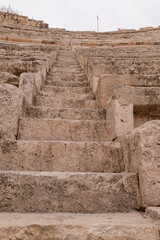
[0, 140, 124, 172]
[0, 171, 139, 213]
[146, 207, 160, 221]
[19, 73, 36, 106]
[139, 27, 154, 31]
[0, 72, 19, 87]
[92, 75, 100, 93]
[96, 75, 138, 107]
[113, 85, 160, 106]
[26, 106, 105, 120]
[0, 84, 25, 140]
[36, 96, 98, 109]
[41, 67, 47, 80]
[0, 60, 26, 76]
[35, 71, 42, 92]
[0, 212, 158, 240]
[124, 120, 160, 207]
[92, 64, 106, 77]
[106, 99, 134, 139]
[18, 118, 111, 142]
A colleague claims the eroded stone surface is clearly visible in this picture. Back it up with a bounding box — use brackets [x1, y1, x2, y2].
[18, 118, 111, 141]
[26, 106, 106, 120]
[0, 140, 124, 172]
[0, 171, 139, 213]
[146, 207, 160, 220]
[36, 96, 98, 109]
[0, 212, 158, 240]
[0, 84, 25, 140]
[124, 120, 160, 207]
[0, 72, 19, 86]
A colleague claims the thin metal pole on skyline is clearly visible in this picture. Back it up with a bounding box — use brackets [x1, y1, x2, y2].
[97, 15, 99, 32]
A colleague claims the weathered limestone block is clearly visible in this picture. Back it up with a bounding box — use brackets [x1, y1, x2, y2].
[112, 85, 160, 106]
[146, 207, 160, 221]
[0, 212, 158, 240]
[0, 72, 19, 86]
[19, 73, 36, 106]
[89, 63, 106, 93]
[41, 67, 47, 81]
[0, 171, 139, 213]
[26, 106, 105, 121]
[0, 11, 48, 28]
[35, 71, 43, 92]
[124, 120, 160, 207]
[18, 118, 111, 141]
[97, 74, 138, 107]
[0, 140, 124, 173]
[106, 98, 134, 139]
[0, 60, 26, 76]
[0, 84, 25, 140]
[106, 85, 160, 138]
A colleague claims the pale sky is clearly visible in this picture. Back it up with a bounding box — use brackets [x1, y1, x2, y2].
[1, 0, 160, 32]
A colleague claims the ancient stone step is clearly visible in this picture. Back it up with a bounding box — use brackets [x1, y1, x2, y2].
[36, 96, 98, 109]
[56, 57, 77, 62]
[47, 74, 87, 82]
[58, 52, 75, 55]
[45, 79, 89, 87]
[18, 118, 111, 141]
[0, 212, 158, 240]
[54, 63, 79, 68]
[60, 46, 72, 49]
[0, 171, 138, 213]
[60, 47, 72, 49]
[53, 66, 81, 71]
[54, 63, 80, 68]
[56, 59, 77, 64]
[26, 106, 106, 120]
[38, 89, 94, 100]
[53, 65, 81, 70]
[48, 72, 86, 78]
[58, 50, 74, 54]
[51, 69, 82, 75]
[42, 85, 91, 95]
[146, 207, 160, 220]
[57, 53, 76, 56]
[0, 140, 123, 172]
[56, 56, 77, 61]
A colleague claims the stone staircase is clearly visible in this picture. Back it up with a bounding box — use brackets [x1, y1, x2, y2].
[0, 42, 159, 239]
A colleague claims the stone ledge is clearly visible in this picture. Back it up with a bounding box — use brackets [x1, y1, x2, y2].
[0, 11, 48, 28]
[0, 140, 123, 172]
[0, 171, 139, 213]
[146, 207, 160, 221]
[124, 121, 160, 207]
[106, 86, 160, 137]
[0, 212, 158, 240]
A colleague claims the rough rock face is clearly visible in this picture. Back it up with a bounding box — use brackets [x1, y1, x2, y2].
[0, 11, 48, 28]
[0, 72, 19, 86]
[0, 60, 27, 76]
[19, 73, 36, 106]
[0, 212, 159, 240]
[124, 120, 160, 207]
[0, 171, 138, 213]
[0, 140, 124, 173]
[0, 84, 25, 140]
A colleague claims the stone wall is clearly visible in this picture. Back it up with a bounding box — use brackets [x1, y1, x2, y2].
[0, 21, 59, 45]
[0, 37, 58, 140]
[124, 121, 160, 207]
[0, 11, 48, 28]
